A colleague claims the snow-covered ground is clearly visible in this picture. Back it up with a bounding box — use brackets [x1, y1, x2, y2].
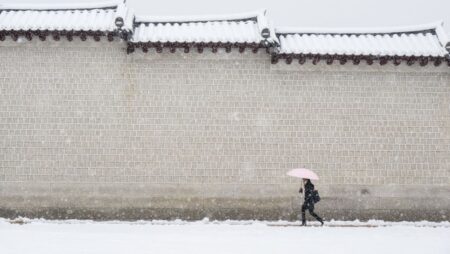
[0, 218, 449, 254]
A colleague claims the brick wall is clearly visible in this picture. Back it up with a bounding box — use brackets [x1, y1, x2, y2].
[0, 39, 449, 221]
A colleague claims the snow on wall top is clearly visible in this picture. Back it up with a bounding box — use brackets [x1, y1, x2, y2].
[0, 1, 448, 63]
[276, 22, 449, 57]
[0, 1, 120, 10]
[0, 0, 133, 32]
[131, 10, 276, 44]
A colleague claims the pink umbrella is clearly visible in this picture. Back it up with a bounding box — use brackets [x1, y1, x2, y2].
[287, 168, 319, 180]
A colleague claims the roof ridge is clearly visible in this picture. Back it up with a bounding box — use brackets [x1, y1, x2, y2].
[135, 9, 266, 23]
[433, 22, 449, 48]
[275, 21, 444, 35]
[0, 0, 122, 11]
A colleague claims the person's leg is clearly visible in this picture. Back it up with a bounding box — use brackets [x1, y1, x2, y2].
[301, 203, 307, 225]
[308, 206, 324, 225]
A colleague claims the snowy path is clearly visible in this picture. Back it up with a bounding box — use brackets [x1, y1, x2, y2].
[0, 219, 449, 254]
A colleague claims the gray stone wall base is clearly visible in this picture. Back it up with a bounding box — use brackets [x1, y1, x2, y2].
[1, 205, 448, 222]
[0, 183, 448, 221]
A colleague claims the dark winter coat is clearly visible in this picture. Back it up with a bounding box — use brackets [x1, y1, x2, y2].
[303, 181, 315, 205]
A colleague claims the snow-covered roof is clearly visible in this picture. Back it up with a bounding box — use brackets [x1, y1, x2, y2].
[0, 1, 120, 10]
[0, 0, 133, 33]
[131, 10, 276, 45]
[276, 22, 449, 57]
[0, 1, 448, 66]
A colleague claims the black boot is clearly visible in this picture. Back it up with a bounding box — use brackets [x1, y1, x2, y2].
[301, 208, 307, 226]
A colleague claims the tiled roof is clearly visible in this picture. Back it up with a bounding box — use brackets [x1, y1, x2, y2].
[0, 0, 133, 33]
[131, 11, 275, 45]
[133, 21, 260, 44]
[276, 23, 449, 57]
[0, 1, 448, 66]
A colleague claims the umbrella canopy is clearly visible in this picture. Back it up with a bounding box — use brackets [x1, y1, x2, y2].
[286, 168, 319, 180]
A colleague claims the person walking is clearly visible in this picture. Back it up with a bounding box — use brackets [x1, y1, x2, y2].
[299, 179, 323, 226]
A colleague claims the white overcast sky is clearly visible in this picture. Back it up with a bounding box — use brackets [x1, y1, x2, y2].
[5, 0, 450, 35]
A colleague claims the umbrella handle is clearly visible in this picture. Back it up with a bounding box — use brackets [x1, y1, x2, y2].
[302, 180, 305, 198]
[299, 181, 304, 197]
